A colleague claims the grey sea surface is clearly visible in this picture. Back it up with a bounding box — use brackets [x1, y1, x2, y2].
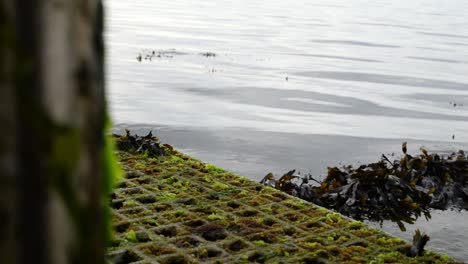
[106, 0, 468, 261]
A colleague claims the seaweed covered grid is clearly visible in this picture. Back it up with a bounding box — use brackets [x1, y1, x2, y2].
[107, 150, 454, 264]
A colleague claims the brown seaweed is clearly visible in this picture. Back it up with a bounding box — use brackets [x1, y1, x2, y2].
[262, 143, 468, 229]
[407, 229, 430, 257]
[113, 129, 166, 157]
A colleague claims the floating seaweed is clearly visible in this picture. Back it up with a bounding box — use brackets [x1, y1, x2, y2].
[449, 101, 464, 108]
[136, 50, 179, 62]
[135, 49, 217, 62]
[113, 129, 166, 157]
[262, 143, 468, 229]
[200, 52, 216, 57]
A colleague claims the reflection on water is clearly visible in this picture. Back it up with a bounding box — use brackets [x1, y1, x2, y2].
[106, 0, 468, 144]
[106, 0, 468, 260]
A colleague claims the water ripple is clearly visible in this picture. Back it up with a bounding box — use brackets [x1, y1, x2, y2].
[311, 39, 400, 48]
[407, 56, 462, 64]
[296, 71, 468, 91]
[353, 22, 416, 30]
[288, 53, 382, 63]
[418, 32, 468, 39]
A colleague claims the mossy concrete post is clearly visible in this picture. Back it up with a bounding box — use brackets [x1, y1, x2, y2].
[0, 0, 107, 263]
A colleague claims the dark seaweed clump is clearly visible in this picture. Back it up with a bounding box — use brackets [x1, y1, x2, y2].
[408, 229, 430, 257]
[262, 143, 468, 229]
[113, 129, 166, 157]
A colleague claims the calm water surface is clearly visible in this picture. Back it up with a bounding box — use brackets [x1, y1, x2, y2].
[106, 0, 468, 260]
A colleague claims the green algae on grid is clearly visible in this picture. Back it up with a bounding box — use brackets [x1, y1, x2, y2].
[141, 218, 160, 227]
[159, 176, 177, 185]
[375, 236, 405, 247]
[205, 163, 225, 173]
[122, 200, 137, 208]
[303, 241, 321, 250]
[207, 213, 226, 222]
[170, 155, 184, 163]
[252, 240, 268, 246]
[281, 199, 307, 210]
[156, 192, 177, 201]
[345, 220, 364, 230]
[374, 251, 405, 263]
[211, 181, 230, 190]
[108, 135, 456, 263]
[124, 230, 137, 242]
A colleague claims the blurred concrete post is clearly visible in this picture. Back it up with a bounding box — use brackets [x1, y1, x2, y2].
[0, 0, 107, 263]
